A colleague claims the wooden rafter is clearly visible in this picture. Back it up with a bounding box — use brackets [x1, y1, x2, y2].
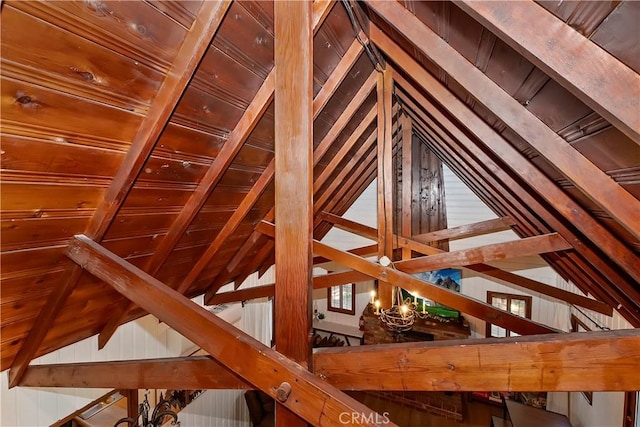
[397, 88, 628, 317]
[367, 1, 640, 242]
[413, 217, 517, 244]
[7, 1, 232, 388]
[319, 212, 609, 314]
[21, 329, 640, 391]
[313, 37, 364, 117]
[66, 235, 393, 427]
[207, 270, 372, 306]
[99, 0, 338, 347]
[20, 356, 250, 390]
[257, 221, 557, 336]
[454, 0, 640, 144]
[403, 91, 638, 323]
[98, 66, 275, 349]
[391, 65, 640, 323]
[371, 26, 640, 290]
[314, 329, 640, 391]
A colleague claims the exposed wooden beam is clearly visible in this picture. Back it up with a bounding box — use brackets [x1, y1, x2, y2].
[373, 26, 640, 288]
[315, 329, 640, 391]
[394, 233, 572, 274]
[319, 212, 608, 314]
[367, 1, 640, 242]
[312, 0, 335, 33]
[208, 270, 372, 306]
[396, 86, 629, 319]
[314, 131, 377, 213]
[465, 264, 611, 316]
[66, 235, 392, 427]
[454, 0, 640, 144]
[20, 356, 250, 390]
[7, 1, 232, 388]
[377, 68, 394, 308]
[98, 67, 275, 350]
[23, 329, 640, 392]
[413, 217, 517, 244]
[314, 106, 377, 193]
[314, 71, 377, 165]
[274, 2, 314, 425]
[257, 221, 557, 336]
[401, 112, 412, 260]
[313, 37, 364, 118]
[312, 243, 378, 266]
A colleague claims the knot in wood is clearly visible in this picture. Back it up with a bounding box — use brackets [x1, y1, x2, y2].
[16, 95, 32, 105]
[275, 381, 292, 403]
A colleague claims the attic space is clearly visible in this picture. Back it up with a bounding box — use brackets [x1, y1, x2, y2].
[1, 1, 639, 426]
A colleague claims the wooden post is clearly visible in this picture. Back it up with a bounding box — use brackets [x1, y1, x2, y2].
[274, 1, 313, 426]
[401, 113, 412, 261]
[377, 68, 394, 308]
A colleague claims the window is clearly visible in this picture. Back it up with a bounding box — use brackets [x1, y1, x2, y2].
[486, 292, 532, 338]
[327, 283, 355, 315]
[571, 314, 593, 405]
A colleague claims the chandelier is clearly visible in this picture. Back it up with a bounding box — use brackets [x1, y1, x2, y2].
[114, 391, 180, 427]
[373, 287, 417, 331]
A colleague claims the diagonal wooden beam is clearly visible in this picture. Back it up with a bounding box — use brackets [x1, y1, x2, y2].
[20, 356, 250, 390]
[403, 89, 636, 323]
[98, 69, 275, 349]
[99, 0, 338, 348]
[314, 106, 377, 193]
[207, 270, 372, 306]
[313, 243, 379, 266]
[7, 1, 232, 388]
[257, 221, 557, 335]
[367, 1, 640, 242]
[393, 233, 572, 274]
[319, 212, 608, 314]
[373, 26, 640, 287]
[396, 86, 630, 319]
[413, 217, 517, 244]
[315, 329, 640, 391]
[454, 0, 640, 144]
[314, 71, 377, 164]
[66, 235, 393, 427]
[314, 131, 377, 213]
[313, 37, 364, 119]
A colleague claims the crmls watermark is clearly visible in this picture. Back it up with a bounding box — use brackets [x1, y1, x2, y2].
[338, 412, 391, 425]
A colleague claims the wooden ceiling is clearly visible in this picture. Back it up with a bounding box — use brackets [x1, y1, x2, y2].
[1, 0, 639, 404]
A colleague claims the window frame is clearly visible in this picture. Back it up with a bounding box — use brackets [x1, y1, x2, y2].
[327, 283, 356, 315]
[485, 291, 532, 338]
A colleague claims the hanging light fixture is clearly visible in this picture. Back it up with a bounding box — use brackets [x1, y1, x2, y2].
[377, 287, 416, 331]
[114, 391, 180, 427]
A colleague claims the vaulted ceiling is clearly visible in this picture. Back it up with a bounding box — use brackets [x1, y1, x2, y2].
[1, 0, 639, 402]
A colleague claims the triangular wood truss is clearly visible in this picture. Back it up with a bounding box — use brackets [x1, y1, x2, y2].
[2, 0, 640, 424]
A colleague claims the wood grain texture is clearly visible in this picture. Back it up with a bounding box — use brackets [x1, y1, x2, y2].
[367, 1, 640, 242]
[274, 6, 313, 406]
[20, 356, 249, 389]
[455, 0, 640, 144]
[258, 221, 557, 336]
[66, 235, 393, 427]
[373, 26, 640, 289]
[314, 329, 640, 391]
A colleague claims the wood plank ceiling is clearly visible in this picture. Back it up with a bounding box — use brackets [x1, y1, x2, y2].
[1, 0, 638, 400]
